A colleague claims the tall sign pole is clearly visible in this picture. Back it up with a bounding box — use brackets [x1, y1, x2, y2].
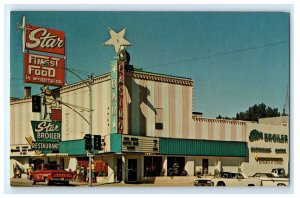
[104, 27, 131, 134]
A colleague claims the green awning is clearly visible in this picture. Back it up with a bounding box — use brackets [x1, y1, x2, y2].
[160, 137, 248, 157]
[59, 139, 86, 155]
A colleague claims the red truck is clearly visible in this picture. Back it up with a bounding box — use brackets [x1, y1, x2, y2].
[30, 164, 73, 185]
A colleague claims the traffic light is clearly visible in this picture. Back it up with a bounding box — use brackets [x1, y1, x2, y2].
[94, 135, 101, 150]
[84, 134, 92, 150]
[32, 95, 41, 112]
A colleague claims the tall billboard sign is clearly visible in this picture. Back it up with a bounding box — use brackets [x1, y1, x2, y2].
[24, 52, 65, 86]
[20, 17, 66, 87]
[25, 24, 65, 55]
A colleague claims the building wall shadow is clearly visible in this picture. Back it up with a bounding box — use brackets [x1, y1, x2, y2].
[125, 73, 156, 136]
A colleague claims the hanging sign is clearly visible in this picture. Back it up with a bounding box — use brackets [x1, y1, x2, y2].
[25, 24, 65, 55]
[31, 120, 61, 152]
[24, 52, 65, 86]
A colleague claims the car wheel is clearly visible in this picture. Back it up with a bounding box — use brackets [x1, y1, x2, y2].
[217, 182, 225, 186]
[31, 180, 36, 185]
[277, 183, 286, 186]
[64, 181, 69, 186]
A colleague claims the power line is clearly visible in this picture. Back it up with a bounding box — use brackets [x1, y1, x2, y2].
[63, 66, 90, 76]
[143, 40, 289, 69]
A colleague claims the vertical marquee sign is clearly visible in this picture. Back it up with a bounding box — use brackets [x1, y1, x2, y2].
[110, 59, 118, 134]
[110, 59, 125, 134]
[118, 60, 125, 133]
[105, 27, 131, 134]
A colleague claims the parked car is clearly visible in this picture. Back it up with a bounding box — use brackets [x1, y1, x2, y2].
[252, 172, 279, 178]
[251, 172, 289, 186]
[30, 164, 73, 185]
[194, 172, 261, 186]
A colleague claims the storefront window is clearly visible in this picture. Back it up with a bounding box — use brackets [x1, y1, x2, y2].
[144, 156, 162, 176]
[167, 157, 187, 176]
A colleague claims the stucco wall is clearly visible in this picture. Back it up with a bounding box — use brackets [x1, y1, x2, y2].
[242, 122, 289, 176]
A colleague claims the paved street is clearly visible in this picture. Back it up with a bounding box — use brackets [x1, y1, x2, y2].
[10, 178, 193, 187]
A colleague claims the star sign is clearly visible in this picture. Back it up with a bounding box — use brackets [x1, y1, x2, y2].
[104, 27, 131, 54]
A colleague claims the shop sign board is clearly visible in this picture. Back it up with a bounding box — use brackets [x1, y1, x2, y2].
[10, 144, 36, 156]
[25, 24, 65, 55]
[122, 135, 159, 153]
[24, 52, 65, 86]
[31, 120, 61, 152]
[249, 129, 288, 143]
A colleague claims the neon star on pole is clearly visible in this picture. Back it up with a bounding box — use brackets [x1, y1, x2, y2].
[104, 27, 131, 54]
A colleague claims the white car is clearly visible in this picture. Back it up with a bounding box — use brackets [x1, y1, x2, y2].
[252, 172, 279, 178]
[194, 172, 261, 187]
[252, 172, 289, 186]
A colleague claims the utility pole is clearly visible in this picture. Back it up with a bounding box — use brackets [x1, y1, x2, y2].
[64, 68, 94, 186]
[88, 74, 93, 187]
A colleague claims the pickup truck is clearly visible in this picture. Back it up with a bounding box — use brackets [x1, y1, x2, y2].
[252, 172, 289, 186]
[194, 172, 261, 187]
[30, 164, 73, 185]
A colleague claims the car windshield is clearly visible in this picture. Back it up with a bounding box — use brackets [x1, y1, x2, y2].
[39, 164, 60, 170]
[220, 172, 232, 178]
[264, 173, 274, 178]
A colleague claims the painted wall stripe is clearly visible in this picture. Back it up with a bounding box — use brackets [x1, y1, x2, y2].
[168, 83, 176, 138]
[162, 82, 169, 137]
[175, 85, 182, 138]
[231, 124, 237, 141]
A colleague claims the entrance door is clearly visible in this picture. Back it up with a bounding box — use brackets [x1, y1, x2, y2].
[117, 158, 122, 182]
[202, 159, 208, 175]
[128, 159, 137, 182]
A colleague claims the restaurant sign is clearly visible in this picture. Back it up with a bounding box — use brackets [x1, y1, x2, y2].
[249, 129, 288, 143]
[31, 121, 61, 152]
[26, 24, 65, 55]
[24, 52, 65, 86]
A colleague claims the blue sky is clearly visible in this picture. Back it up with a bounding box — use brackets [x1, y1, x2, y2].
[10, 11, 289, 118]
